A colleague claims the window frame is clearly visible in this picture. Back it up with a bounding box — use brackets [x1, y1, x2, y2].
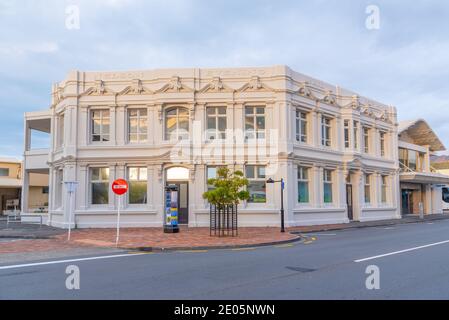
[0, 168, 9, 177]
[344, 120, 350, 149]
[296, 110, 308, 143]
[245, 165, 267, 204]
[206, 106, 227, 141]
[364, 174, 371, 204]
[323, 169, 333, 204]
[127, 167, 148, 205]
[90, 109, 110, 143]
[90, 167, 110, 206]
[244, 106, 266, 141]
[164, 106, 190, 141]
[321, 116, 332, 147]
[380, 131, 386, 157]
[127, 108, 148, 144]
[297, 166, 310, 204]
[363, 127, 370, 154]
[381, 175, 388, 204]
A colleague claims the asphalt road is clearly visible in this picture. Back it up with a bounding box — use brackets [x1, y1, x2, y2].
[2, 219, 449, 299]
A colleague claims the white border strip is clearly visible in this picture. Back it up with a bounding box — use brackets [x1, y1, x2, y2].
[0, 253, 147, 271]
[355, 240, 449, 263]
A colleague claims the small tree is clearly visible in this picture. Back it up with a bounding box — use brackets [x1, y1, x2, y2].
[202, 167, 250, 206]
[203, 167, 250, 236]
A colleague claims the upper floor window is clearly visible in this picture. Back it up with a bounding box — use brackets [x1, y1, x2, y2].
[298, 166, 309, 203]
[323, 169, 333, 203]
[296, 111, 308, 143]
[0, 168, 9, 177]
[321, 116, 332, 147]
[165, 107, 189, 141]
[353, 121, 359, 150]
[380, 131, 386, 157]
[363, 127, 370, 153]
[57, 113, 64, 148]
[128, 109, 148, 143]
[206, 107, 227, 140]
[364, 174, 371, 204]
[91, 110, 110, 142]
[128, 167, 147, 204]
[245, 107, 265, 140]
[245, 165, 266, 203]
[91, 167, 109, 205]
[344, 120, 350, 149]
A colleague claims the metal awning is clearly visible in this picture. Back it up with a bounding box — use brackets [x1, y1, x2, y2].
[400, 172, 449, 185]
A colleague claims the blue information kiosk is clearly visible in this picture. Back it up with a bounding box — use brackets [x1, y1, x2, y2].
[164, 185, 180, 233]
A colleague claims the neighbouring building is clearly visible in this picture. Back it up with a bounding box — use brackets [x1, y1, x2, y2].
[22, 66, 401, 229]
[398, 120, 449, 215]
[0, 158, 49, 215]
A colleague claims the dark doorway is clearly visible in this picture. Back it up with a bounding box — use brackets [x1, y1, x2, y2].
[167, 181, 189, 224]
[346, 184, 353, 221]
[401, 190, 413, 215]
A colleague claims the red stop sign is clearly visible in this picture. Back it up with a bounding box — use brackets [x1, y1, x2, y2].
[112, 179, 129, 195]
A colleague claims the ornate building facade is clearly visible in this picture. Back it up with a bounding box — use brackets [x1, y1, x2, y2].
[22, 66, 401, 228]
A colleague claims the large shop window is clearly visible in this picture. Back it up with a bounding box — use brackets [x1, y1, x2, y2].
[296, 110, 308, 143]
[206, 107, 227, 140]
[297, 166, 310, 203]
[165, 107, 189, 141]
[128, 167, 147, 204]
[323, 169, 333, 203]
[91, 110, 110, 142]
[128, 109, 148, 143]
[246, 165, 266, 203]
[245, 107, 265, 140]
[91, 167, 109, 205]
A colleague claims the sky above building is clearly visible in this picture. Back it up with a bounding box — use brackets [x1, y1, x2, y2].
[1, 0, 448, 157]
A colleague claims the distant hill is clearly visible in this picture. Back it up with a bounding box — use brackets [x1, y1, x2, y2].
[431, 155, 449, 163]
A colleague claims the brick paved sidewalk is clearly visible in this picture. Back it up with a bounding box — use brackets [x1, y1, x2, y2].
[0, 227, 299, 254]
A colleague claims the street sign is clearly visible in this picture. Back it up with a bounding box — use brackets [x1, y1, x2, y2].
[112, 179, 129, 195]
[112, 179, 129, 246]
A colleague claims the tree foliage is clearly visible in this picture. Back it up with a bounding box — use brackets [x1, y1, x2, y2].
[202, 167, 250, 206]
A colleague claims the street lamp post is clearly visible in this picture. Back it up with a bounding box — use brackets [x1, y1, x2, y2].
[267, 178, 285, 233]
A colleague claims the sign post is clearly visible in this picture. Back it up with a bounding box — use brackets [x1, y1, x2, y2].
[112, 179, 129, 247]
[164, 185, 180, 233]
[64, 181, 79, 241]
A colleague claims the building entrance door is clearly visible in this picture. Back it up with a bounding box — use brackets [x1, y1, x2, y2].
[346, 184, 353, 221]
[401, 190, 413, 215]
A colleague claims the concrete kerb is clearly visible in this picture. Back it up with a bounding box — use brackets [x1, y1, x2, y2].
[124, 234, 303, 253]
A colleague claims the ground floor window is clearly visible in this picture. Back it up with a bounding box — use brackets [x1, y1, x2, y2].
[91, 167, 109, 205]
[381, 175, 388, 203]
[128, 167, 147, 204]
[298, 166, 309, 203]
[364, 174, 371, 204]
[323, 169, 333, 203]
[246, 165, 266, 203]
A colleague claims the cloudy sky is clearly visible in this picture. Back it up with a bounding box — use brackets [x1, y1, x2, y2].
[1, 0, 448, 158]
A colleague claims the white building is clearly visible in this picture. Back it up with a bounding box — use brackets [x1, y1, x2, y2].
[22, 66, 401, 229]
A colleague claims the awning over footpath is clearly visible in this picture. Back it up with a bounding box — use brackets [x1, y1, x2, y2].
[400, 172, 449, 185]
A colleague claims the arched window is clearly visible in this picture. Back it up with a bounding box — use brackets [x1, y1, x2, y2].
[165, 107, 189, 141]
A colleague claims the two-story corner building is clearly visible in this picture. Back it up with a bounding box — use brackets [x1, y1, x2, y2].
[22, 66, 400, 229]
[398, 119, 449, 216]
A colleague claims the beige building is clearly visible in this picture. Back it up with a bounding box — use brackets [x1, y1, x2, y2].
[0, 158, 49, 215]
[23, 66, 401, 229]
[398, 119, 449, 215]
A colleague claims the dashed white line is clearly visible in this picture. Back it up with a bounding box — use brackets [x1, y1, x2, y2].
[355, 239, 449, 263]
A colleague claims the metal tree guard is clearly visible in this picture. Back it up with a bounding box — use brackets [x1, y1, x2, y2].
[210, 203, 238, 237]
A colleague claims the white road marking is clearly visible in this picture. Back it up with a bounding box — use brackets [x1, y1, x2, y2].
[0, 253, 148, 271]
[355, 240, 449, 263]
